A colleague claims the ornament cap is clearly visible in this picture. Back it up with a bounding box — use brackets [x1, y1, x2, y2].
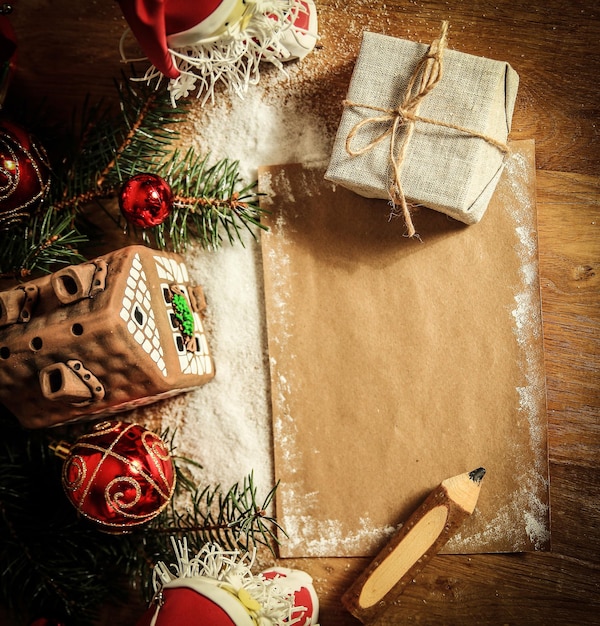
[49, 440, 72, 460]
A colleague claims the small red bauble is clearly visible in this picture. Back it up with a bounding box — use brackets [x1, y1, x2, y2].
[119, 173, 173, 228]
[60, 420, 176, 531]
[0, 119, 51, 229]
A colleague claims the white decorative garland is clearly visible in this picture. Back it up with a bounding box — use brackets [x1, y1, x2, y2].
[120, 0, 312, 106]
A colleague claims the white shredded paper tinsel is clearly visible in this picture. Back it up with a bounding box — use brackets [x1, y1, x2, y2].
[121, 0, 312, 106]
[150, 539, 310, 625]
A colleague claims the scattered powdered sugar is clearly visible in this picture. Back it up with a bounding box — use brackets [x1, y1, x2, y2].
[187, 67, 334, 182]
[447, 467, 550, 552]
[510, 149, 550, 544]
[140, 68, 333, 499]
[281, 506, 397, 557]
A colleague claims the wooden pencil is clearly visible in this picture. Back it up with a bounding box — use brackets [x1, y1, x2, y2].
[342, 467, 486, 623]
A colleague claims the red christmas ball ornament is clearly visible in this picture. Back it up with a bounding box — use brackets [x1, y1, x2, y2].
[57, 420, 176, 531]
[119, 173, 173, 228]
[0, 119, 51, 229]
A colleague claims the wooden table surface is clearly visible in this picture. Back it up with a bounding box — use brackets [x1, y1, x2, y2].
[7, 1, 600, 624]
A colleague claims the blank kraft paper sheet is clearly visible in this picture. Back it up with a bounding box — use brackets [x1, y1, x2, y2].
[259, 140, 550, 558]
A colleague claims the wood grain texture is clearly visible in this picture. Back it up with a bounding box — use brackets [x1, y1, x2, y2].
[3, 1, 599, 624]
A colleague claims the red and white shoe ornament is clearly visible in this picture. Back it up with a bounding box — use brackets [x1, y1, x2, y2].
[261, 567, 319, 626]
[268, 0, 318, 62]
[135, 539, 320, 626]
[118, 0, 318, 105]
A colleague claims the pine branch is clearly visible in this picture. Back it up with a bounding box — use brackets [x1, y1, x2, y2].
[0, 205, 87, 279]
[0, 411, 128, 624]
[0, 78, 266, 278]
[139, 149, 267, 252]
[0, 412, 283, 624]
[151, 471, 283, 549]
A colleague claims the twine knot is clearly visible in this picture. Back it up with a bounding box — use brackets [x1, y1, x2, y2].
[344, 21, 509, 238]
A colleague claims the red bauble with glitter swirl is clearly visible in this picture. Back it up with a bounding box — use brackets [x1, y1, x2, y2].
[58, 420, 176, 531]
[119, 173, 173, 228]
[0, 119, 51, 229]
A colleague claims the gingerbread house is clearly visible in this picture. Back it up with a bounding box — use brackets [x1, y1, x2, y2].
[0, 245, 215, 428]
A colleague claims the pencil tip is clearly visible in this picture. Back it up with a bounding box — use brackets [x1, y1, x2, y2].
[469, 467, 486, 483]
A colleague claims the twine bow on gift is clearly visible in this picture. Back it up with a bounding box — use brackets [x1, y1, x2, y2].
[343, 21, 509, 238]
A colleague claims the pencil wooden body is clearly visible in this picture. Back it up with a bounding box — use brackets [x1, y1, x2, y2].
[342, 468, 485, 623]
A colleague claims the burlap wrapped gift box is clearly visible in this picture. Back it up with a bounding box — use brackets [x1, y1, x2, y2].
[325, 30, 519, 226]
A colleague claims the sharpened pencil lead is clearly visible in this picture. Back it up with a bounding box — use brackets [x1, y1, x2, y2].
[469, 467, 486, 483]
